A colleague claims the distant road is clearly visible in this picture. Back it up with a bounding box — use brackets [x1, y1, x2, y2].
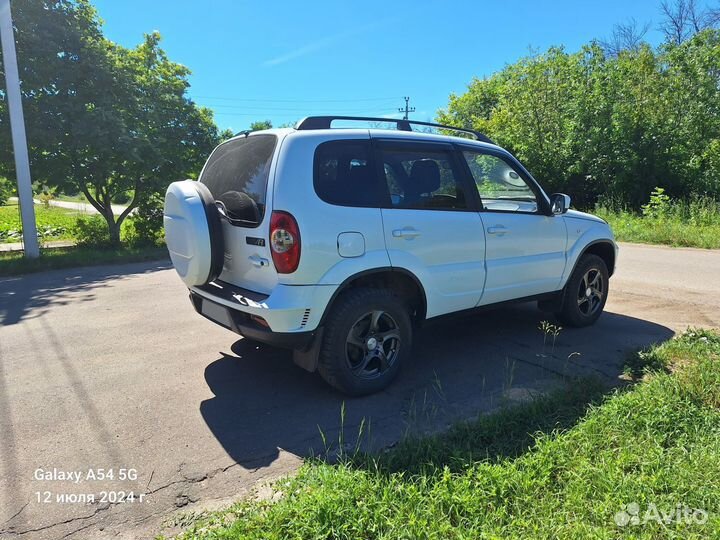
[8, 196, 129, 216]
[0, 240, 74, 252]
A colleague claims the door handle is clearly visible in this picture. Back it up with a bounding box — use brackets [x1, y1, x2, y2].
[487, 226, 509, 235]
[392, 228, 421, 239]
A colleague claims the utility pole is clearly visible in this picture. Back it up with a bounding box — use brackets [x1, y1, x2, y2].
[0, 0, 39, 258]
[398, 96, 415, 120]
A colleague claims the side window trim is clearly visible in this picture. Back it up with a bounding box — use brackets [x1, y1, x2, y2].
[371, 139, 480, 212]
[456, 144, 551, 215]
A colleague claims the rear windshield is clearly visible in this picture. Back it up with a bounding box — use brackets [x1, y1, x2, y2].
[200, 134, 277, 224]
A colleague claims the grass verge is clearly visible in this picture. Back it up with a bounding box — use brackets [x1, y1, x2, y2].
[594, 199, 720, 249]
[167, 330, 720, 539]
[0, 245, 168, 277]
[0, 203, 80, 243]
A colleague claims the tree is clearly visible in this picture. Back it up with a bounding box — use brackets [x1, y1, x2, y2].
[600, 18, 651, 57]
[80, 32, 220, 245]
[438, 28, 720, 208]
[249, 120, 272, 131]
[0, 1, 222, 245]
[660, 0, 720, 44]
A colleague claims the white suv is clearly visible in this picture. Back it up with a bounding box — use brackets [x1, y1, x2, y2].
[164, 116, 617, 395]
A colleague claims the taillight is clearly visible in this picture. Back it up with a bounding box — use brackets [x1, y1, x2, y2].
[270, 211, 301, 273]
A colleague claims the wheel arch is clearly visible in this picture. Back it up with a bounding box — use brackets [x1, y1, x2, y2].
[581, 240, 616, 277]
[318, 267, 427, 327]
[563, 239, 616, 289]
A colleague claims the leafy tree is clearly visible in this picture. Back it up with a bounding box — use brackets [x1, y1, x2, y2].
[249, 120, 272, 131]
[0, 0, 222, 245]
[439, 25, 720, 209]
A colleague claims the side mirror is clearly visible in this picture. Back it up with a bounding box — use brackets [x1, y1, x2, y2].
[550, 193, 571, 215]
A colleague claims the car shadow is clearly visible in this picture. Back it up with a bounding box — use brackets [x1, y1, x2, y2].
[200, 303, 674, 469]
[0, 259, 172, 326]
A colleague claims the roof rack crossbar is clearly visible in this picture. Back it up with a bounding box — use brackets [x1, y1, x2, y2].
[294, 116, 494, 144]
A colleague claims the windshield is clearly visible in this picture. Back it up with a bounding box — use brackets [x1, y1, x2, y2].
[199, 134, 277, 224]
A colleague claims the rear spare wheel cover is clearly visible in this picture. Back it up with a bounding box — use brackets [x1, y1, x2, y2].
[163, 180, 224, 287]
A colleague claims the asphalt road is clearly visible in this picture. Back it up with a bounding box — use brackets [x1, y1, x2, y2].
[1, 243, 718, 539]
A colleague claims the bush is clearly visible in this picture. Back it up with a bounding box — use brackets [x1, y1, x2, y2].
[641, 187, 672, 219]
[0, 177, 14, 206]
[72, 215, 111, 248]
[38, 191, 55, 209]
[125, 193, 164, 247]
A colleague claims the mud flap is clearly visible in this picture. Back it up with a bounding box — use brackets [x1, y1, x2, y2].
[292, 327, 324, 372]
[538, 291, 564, 313]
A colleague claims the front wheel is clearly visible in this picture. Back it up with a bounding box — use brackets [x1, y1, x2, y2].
[555, 254, 609, 327]
[318, 288, 412, 396]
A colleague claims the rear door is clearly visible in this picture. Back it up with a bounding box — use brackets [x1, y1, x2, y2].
[375, 140, 486, 318]
[460, 148, 568, 305]
[199, 133, 280, 294]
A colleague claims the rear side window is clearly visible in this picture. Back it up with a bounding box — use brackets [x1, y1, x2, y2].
[200, 134, 277, 224]
[378, 144, 469, 210]
[313, 140, 381, 207]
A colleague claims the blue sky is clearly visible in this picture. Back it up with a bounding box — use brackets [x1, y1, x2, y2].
[94, 0, 670, 132]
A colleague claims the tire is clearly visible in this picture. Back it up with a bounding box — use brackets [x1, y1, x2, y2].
[318, 288, 412, 396]
[555, 254, 609, 327]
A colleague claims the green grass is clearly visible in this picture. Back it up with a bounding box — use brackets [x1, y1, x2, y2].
[0, 245, 168, 276]
[167, 330, 720, 540]
[594, 197, 720, 249]
[0, 202, 82, 243]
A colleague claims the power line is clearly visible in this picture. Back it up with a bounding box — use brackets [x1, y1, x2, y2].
[214, 109, 399, 117]
[398, 96, 415, 120]
[204, 103, 403, 113]
[193, 95, 399, 103]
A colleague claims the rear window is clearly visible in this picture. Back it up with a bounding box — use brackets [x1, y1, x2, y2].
[200, 134, 277, 224]
[313, 140, 382, 207]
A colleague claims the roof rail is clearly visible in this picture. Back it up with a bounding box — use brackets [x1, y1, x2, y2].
[294, 115, 495, 144]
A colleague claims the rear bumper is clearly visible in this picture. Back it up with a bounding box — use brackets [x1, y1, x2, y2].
[188, 279, 336, 348]
[189, 291, 316, 349]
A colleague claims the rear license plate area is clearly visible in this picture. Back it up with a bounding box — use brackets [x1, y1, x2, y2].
[201, 299, 233, 329]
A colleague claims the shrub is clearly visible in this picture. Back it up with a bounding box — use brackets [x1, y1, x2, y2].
[641, 187, 671, 219]
[125, 193, 164, 247]
[0, 177, 14, 206]
[72, 215, 111, 248]
[38, 191, 55, 208]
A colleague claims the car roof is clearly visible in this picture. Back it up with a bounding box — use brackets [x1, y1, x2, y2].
[225, 127, 504, 154]
[366, 128, 502, 150]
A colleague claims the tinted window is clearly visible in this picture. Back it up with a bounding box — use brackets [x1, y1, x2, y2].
[200, 134, 277, 224]
[314, 140, 380, 207]
[378, 145, 469, 210]
[463, 151, 539, 213]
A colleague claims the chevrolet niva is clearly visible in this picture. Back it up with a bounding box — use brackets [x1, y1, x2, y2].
[164, 116, 617, 395]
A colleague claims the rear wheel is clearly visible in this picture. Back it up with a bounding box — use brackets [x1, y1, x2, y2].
[318, 288, 412, 396]
[555, 254, 609, 327]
